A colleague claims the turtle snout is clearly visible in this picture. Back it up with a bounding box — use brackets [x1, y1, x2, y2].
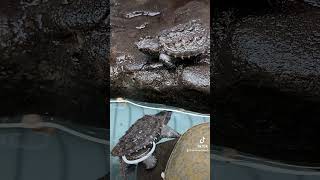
[135, 38, 160, 55]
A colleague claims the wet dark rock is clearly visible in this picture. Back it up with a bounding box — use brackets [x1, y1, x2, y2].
[181, 65, 210, 93]
[0, 0, 109, 127]
[49, 0, 109, 31]
[216, 9, 320, 99]
[110, 0, 210, 113]
[213, 5, 320, 164]
[235, 12, 320, 95]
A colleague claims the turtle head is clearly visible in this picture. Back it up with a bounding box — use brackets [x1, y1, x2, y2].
[155, 111, 181, 139]
[155, 111, 172, 124]
[135, 36, 160, 56]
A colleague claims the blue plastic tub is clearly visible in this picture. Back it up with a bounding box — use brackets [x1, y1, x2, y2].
[110, 99, 320, 180]
[110, 99, 210, 180]
[0, 116, 108, 180]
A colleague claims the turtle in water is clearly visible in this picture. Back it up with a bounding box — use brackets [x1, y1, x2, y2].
[136, 19, 210, 68]
[161, 122, 210, 180]
[111, 111, 180, 179]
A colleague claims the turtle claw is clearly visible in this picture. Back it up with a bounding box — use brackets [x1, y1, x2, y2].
[161, 125, 180, 138]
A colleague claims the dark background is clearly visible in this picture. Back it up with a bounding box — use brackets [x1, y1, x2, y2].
[212, 0, 320, 164]
[0, 0, 109, 128]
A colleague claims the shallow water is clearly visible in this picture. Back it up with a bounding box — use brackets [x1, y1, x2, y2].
[213, 146, 320, 180]
[0, 117, 108, 180]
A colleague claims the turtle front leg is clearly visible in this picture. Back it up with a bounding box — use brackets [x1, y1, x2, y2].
[119, 157, 128, 179]
[142, 154, 157, 169]
[159, 53, 175, 68]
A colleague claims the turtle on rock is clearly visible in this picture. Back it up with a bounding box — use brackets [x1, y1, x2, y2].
[111, 111, 180, 179]
[136, 19, 210, 68]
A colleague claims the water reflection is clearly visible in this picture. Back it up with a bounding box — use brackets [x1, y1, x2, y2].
[0, 115, 108, 180]
[212, 146, 320, 180]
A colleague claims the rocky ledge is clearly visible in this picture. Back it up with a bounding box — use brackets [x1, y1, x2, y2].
[110, 0, 210, 113]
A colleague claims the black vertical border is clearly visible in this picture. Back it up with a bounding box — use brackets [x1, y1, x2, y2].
[210, 0, 213, 142]
[106, 0, 111, 178]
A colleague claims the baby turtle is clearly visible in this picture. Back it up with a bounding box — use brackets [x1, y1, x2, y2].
[162, 122, 210, 180]
[111, 111, 180, 179]
[136, 19, 210, 68]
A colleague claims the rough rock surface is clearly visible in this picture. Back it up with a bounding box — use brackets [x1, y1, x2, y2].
[231, 10, 320, 97]
[213, 4, 320, 164]
[110, 0, 210, 113]
[0, 0, 109, 127]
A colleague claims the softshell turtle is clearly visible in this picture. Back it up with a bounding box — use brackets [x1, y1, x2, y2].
[136, 19, 210, 68]
[111, 111, 180, 179]
[162, 122, 210, 180]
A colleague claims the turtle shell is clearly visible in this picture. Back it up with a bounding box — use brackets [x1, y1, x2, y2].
[111, 114, 164, 157]
[158, 19, 209, 58]
[164, 122, 210, 180]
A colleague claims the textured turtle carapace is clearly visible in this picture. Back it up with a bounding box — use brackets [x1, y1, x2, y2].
[111, 111, 180, 179]
[136, 19, 209, 68]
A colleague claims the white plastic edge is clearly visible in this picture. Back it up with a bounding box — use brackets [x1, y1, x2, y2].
[0, 122, 108, 145]
[122, 141, 156, 164]
[110, 99, 210, 118]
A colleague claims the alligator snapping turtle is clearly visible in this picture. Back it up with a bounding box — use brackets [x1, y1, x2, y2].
[111, 111, 180, 179]
[136, 19, 210, 68]
[162, 122, 210, 180]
